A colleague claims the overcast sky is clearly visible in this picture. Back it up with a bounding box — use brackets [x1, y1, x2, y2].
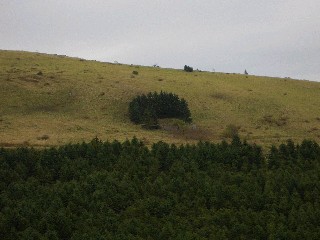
[1, 0, 320, 81]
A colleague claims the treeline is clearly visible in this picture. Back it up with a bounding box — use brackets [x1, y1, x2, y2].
[129, 91, 192, 128]
[0, 138, 320, 239]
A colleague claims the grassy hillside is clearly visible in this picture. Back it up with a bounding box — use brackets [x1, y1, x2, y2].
[1, 50, 319, 148]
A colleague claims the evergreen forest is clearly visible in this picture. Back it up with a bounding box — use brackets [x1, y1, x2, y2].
[1, 137, 320, 239]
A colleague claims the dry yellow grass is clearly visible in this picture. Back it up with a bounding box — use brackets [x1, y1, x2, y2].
[1, 50, 319, 148]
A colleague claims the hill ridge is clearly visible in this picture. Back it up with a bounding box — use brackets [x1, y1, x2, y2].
[1, 50, 319, 147]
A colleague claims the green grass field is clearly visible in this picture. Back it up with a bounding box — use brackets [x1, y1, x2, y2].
[1, 50, 319, 148]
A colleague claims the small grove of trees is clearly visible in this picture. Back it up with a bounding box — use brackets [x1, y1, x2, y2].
[129, 91, 192, 129]
[184, 65, 193, 72]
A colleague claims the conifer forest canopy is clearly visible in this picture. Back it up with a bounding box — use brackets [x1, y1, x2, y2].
[1, 137, 320, 239]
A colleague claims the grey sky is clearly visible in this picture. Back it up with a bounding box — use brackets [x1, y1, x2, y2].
[1, 0, 320, 81]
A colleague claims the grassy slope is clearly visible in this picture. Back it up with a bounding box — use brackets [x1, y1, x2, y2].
[1, 50, 319, 148]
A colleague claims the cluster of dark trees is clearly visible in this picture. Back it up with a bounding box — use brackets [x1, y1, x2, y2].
[129, 91, 192, 129]
[1, 137, 320, 239]
[184, 65, 193, 72]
